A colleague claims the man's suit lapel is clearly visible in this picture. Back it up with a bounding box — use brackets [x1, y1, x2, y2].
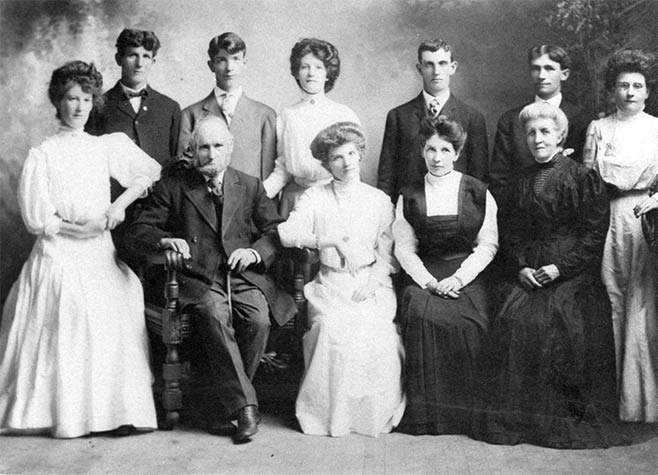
[108, 82, 137, 120]
[439, 94, 458, 116]
[413, 93, 426, 121]
[202, 90, 229, 124]
[221, 168, 244, 238]
[229, 95, 250, 130]
[184, 176, 219, 234]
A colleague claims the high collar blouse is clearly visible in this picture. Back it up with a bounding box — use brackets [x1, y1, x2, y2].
[392, 171, 498, 288]
[263, 94, 360, 198]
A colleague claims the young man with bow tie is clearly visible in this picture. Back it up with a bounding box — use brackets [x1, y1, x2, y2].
[178, 32, 277, 181]
[377, 38, 489, 202]
[86, 28, 181, 165]
[85, 28, 182, 263]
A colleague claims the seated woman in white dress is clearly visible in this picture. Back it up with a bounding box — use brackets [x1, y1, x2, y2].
[278, 122, 405, 437]
[263, 38, 360, 217]
[0, 61, 161, 438]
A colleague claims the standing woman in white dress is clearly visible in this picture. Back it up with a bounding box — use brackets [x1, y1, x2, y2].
[278, 122, 405, 437]
[583, 49, 658, 422]
[263, 38, 360, 217]
[0, 61, 160, 438]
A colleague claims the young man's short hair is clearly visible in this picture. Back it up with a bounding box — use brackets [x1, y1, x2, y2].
[417, 38, 455, 63]
[208, 32, 246, 59]
[527, 45, 571, 71]
[115, 29, 161, 57]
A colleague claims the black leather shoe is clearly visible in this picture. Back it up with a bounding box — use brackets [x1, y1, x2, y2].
[233, 405, 260, 443]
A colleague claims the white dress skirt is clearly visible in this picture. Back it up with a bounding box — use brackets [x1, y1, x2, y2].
[585, 110, 658, 422]
[0, 129, 160, 438]
[279, 181, 405, 437]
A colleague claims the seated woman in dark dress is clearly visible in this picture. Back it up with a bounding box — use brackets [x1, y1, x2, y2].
[471, 102, 628, 449]
[393, 116, 498, 435]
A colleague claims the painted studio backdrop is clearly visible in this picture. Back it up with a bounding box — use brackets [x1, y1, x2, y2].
[0, 0, 656, 304]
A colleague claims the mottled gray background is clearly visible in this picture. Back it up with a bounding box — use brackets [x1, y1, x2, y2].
[1, 0, 656, 304]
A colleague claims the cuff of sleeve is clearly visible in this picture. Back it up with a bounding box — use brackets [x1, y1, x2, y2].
[249, 249, 262, 264]
[129, 176, 152, 198]
[43, 216, 62, 236]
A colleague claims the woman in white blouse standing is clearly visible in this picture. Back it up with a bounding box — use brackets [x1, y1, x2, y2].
[263, 38, 359, 217]
[0, 61, 160, 438]
[583, 49, 658, 422]
[278, 122, 405, 437]
[393, 116, 498, 435]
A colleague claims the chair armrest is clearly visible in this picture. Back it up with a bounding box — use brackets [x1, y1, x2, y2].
[145, 250, 185, 272]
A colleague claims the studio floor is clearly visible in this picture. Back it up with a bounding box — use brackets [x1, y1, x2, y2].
[3, 396, 658, 475]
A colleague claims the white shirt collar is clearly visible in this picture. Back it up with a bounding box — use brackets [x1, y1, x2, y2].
[422, 89, 451, 109]
[120, 82, 147, 95]
[214, 86, 243, 102]
[205, 169, 226, 185]
[534, 92, 562, 108]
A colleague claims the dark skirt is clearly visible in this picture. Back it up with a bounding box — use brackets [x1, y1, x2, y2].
[470, 272, 632, 449]
[396, 256, 490, 435]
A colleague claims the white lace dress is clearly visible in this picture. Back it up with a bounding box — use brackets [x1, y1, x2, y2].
[278, 180, 405, 437]
[0, 128, 160, 438]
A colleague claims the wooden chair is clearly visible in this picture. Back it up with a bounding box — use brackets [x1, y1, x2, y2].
[142, 247, 318, 430]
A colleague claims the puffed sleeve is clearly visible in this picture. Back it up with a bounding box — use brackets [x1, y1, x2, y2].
[277, 188, 317, 248]
[392, 196, 435, 287]
[18, 147, 62, 236]
[263, 113, 293, 198]
[555, 167, 609, 278]
[582, 120, 600, 170]
[370, 196, 399, 285]
[104, 133, 161, 196]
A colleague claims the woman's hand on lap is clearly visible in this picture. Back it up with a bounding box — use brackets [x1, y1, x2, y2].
[518, 267, 543, 289]
[352, 279, 380, 302]
[533, 264, 560, 286]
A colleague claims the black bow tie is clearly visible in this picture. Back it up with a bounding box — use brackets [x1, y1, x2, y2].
[125, 89, 147, 99]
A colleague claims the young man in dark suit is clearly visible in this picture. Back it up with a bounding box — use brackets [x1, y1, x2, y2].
[86, 29, 182, 262]
[489, 44, 589, 206]
[178, 32, 277, 181]
[86, 28, 181, 165]
[125, 116, 295, 443]
[377, 38, 489, 201]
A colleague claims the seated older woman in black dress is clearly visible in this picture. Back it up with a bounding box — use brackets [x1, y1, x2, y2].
[393, 116, 498, 435]
[471, 102, 627, 448]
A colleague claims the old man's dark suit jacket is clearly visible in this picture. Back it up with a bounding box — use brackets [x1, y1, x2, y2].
[178, 91, 277, 181]
[86, 81, 181, 165]
[377, 92, 489, 202]
[125, 164, 296, 326]
[489, 98, 589, 206]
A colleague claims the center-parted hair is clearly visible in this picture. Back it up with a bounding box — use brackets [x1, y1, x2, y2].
[115, 28, 161, 56]
[310, 122, 366, 164]
[48, 60, 104, 117]
[417, 38, 454, 63]
[518, 102, 569, 147]
[527, 44, 571, 70]
[208, 32, 246, 59]
[290, 38, 341, 93]
[418, 116, 467, 154]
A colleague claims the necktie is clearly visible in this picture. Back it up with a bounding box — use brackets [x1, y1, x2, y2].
[126, 89, 147, 99]
[429, 98, 440, 118]
[208, 178, 223, 201]
[221, 93, 235, 125]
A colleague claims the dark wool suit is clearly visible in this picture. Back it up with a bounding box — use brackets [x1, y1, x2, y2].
[86, 81, 181, 165]
[489, 98, 589, 207]
[178, 92, 277, 181]
[85, 81, 182, 264]
[125, 165, 296, 415]
[377, 92, 489, 201]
